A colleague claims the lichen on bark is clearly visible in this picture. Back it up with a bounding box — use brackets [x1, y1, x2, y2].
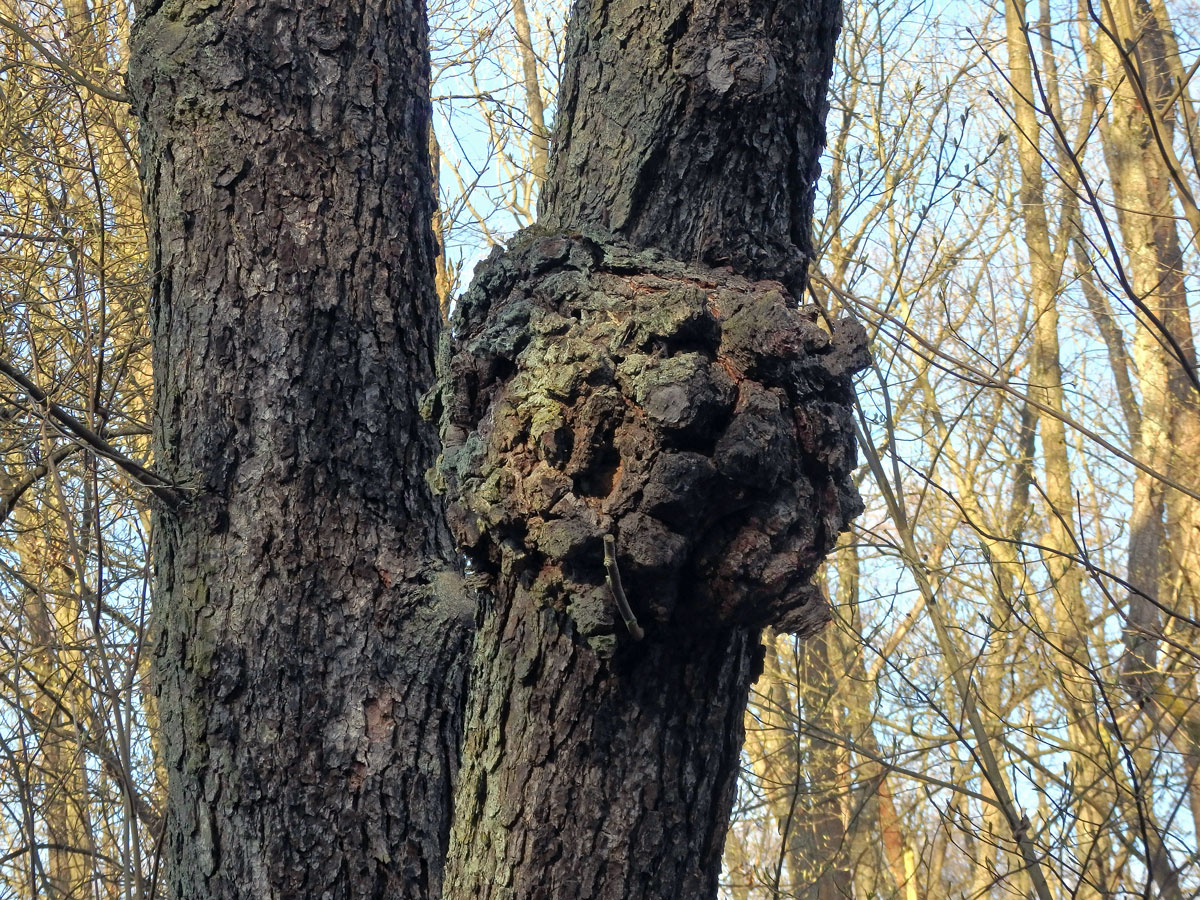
[426, 228, 868, 653]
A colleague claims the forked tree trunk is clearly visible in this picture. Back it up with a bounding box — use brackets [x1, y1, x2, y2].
[434, 1, 862, 896]
[128, 3, 470, 898]
[131, 0, 858, 897]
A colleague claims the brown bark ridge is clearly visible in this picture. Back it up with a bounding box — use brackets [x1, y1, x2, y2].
[431, 229, 865, 894]
[538, 0, 841, 295]
[128, 2, 470, 898]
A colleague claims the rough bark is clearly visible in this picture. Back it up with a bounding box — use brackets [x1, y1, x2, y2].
[432, 228, 866, 899]
[433, 1, 854, 892]
[127, 2, 470, 898]
[538, 0, 842, 295]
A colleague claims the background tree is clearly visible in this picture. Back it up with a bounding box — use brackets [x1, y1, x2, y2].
[726, 1, 1200, 896]
[0, 2, 160, 897]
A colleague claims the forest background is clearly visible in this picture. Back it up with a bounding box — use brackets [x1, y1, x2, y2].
[1, 0, 1199, 897]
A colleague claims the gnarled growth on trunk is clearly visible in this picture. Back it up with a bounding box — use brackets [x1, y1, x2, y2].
[430, 230, 866, 647]
[430, 227, 865, 897]
[432, 0, 854, 894]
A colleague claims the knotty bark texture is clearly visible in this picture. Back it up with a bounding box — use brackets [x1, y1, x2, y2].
[128, 2, 469, 898]
[433, 2, 856, 894]
[431, 234, 866, 645]
[539, 0, 842, 294]
[431, 231, 865, 899]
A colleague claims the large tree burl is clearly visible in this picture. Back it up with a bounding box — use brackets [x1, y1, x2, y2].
[426, 230, 868, 654]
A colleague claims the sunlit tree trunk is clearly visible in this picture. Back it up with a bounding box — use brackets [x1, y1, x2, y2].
[832, 541, 919, 900]
[429, 125, 454, 317]
[746, 628, 852, 899]
[792, 627, 852, 900]
[835, 638, 921, 900]
[747, 635, 811, 894]
[14, 496, 94, 900]
[510, 0, 549, 191]
[1004, 4, 1117, 894]
[1091, 0, 1200, 888]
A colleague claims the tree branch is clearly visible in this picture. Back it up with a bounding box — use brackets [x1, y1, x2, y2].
[0, 357, 180, 506]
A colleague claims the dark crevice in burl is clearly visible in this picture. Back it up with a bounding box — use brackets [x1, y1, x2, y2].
[425, 229, 869, 655]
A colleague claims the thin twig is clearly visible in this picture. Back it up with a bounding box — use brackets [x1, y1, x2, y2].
[603, 534, 644, 640]
[0, 357, 180, 506]
[0, 13, 129, 103]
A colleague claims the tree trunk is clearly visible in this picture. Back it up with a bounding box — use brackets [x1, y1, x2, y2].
[538, 0, 842, 296]
[1004, 6, 1115, 894]
[433, 231, 866, 899]
[744, 630, 850, 898]
[129, 0, 858, 897]
[510, 0, 549, 191]
[793, 627, 852, 900]
[1094, 0, 1183, 703]
[127, 3, 470, 898]
[834, 541, 922, 900]
[1092, 0, 1200, 864]
[434, 1, 861, 896]
[16, 499, 95, 900]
